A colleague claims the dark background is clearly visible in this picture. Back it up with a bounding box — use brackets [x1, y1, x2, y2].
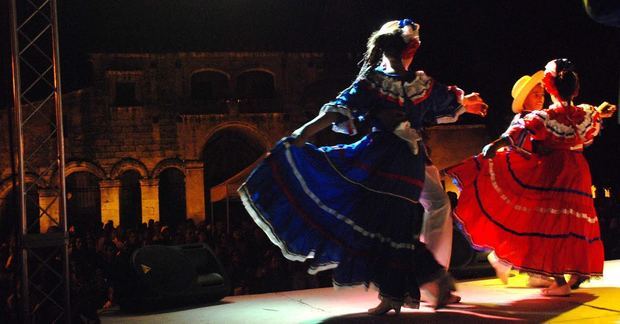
[1, 0, 619, 188]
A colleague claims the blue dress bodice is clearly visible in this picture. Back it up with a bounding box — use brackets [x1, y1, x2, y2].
[320, 67, 465, 135]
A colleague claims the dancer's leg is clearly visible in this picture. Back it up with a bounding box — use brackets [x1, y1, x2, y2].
[419, 164, 453, 268]
[487, 251, 511, 284]
[413, 243, 458, 309]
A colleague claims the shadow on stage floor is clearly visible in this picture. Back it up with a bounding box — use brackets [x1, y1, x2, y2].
[101, 260, 620, 323]
[321, 292, 605, 323]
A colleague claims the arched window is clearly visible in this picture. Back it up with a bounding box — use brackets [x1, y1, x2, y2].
[202, 129, 265, 227]
[1, 188, 40, 234]
[158, 168, 186, 228]
[190, 70, 230, 114]
[202, 129, 265, 189]
[191, 71, 229, 101]
[66, 172, 102, 233]
[119, 170, 142, 229]
[115, 81, 138, 106]
[236, 70, 275, 99]
[235, 71, 277, 113]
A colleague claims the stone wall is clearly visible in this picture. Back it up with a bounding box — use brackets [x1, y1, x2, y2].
[0, 51, 488, 232]
[0, 52, 339, 231]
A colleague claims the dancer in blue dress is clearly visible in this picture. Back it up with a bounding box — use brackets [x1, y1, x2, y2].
[239, 19, 487, 314]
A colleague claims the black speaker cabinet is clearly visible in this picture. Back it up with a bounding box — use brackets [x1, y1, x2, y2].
[449, 226, 494, 279]
[119, 243, 230, 311]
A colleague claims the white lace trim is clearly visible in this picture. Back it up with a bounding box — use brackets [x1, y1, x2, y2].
[238, 141, 419, 269]
[366, 70, 433, 102]
[487, 159, 597, 224]
[320, 104, 357, 135]
[308, 262, 338, 275]
[284, 142, 417, 250]
[238, 184, 315, 262]
[531, 108, 599, 141]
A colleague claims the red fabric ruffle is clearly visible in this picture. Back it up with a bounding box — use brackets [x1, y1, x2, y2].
[447, 150, 604, 277]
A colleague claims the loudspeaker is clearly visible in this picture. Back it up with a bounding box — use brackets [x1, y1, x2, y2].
[119, 243, 230, 311]
[449, 227, 494, 279]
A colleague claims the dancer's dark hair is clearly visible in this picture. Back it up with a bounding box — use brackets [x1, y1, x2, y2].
[553, 59, 580, 101]
[356, 21, 409, 81]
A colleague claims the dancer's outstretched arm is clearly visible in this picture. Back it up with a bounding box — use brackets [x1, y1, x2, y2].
[482, 137, 511, 159]
[290, 112, 342, 147]
[596, 102, 617, 118]
[462, 92, 489, 117]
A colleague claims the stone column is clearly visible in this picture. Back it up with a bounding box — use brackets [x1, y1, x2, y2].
[185, 160, 205, 224]
[139, 178, 160, 223]
[99, 179, 121, 227]
[38, 189, 60, 233]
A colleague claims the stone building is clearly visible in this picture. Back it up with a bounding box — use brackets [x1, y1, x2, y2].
[0, 51, 489, 233]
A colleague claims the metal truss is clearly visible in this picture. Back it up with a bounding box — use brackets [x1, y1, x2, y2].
[8, 0, 70, 322]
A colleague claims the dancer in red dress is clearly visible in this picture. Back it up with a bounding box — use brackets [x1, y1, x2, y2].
[484, 70, 547, 286]
[447, 58, 616, 296]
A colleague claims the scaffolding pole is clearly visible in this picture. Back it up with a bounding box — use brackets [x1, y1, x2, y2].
[8, 0, 71, 322]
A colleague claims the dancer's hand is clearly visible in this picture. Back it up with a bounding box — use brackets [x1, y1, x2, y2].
[290, 128, 308, 147]
[597, 102, 617, 118]
[482, 137, 511, 159]
[482, 143, 498, 159]
[463, 92, 489, 117]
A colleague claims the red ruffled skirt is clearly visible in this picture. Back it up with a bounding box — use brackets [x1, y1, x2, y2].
[446, 150, 604, 277]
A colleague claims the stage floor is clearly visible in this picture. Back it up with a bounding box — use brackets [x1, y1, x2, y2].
[101, 260, 620, 323]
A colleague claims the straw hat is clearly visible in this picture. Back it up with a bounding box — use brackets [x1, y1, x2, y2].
[511, 70, 544, 113]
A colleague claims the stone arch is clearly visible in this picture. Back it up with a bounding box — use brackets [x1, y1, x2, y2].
[201, 125, 268, 218]
[199, 122, 271, 157]
[48, 160, 107, 187]
[0, 180, 12, 200]
[152, 158, 185, 178]
[110, 158, 149, 180]
[235, 68, 278, 113]
[237, 68, 275, 79]
[235, 69, 276, 99]
[65, 161, 107, 179]
[190, 68, 231, 103]
[0, 174, 48, 199]
[0, 174, 45, 234]
[191, 68, 231, 80]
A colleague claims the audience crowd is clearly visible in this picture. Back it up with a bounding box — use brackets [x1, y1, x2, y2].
[0, 196, 618, 322]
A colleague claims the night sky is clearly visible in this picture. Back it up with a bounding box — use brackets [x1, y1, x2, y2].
[1, 0, 619, 186]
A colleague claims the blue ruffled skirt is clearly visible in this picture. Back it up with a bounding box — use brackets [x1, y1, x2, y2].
[239, 132, 438, 295]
